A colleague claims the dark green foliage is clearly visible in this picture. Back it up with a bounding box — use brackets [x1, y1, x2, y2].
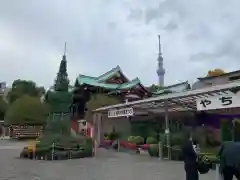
[37, 133, 87, 149]
[128, 136, 144, 145]
[132, 136, 144, 145]
[7, 80, 44, 104]
[0, 97, 8, 119]
[148, 84, 163, 92]
[161, 133, 184, 147]
[34, 53, 93, 160]
[108, 127, 120, 141]
[5, 95, 49, 125]
[54, 55, 69, 92]
[171, 133, 184, 146]
[45, 54, 71, 114]
[220, 119, 232, 142]
[146, 137, 157, 144]
[85, 94, 121, 123]
[233, 119, 240, 142]
[131, 121, 163, 140]
[45, 91, 72, 113]
[44, 117, 71, 135]
[148, 144, 159, 157]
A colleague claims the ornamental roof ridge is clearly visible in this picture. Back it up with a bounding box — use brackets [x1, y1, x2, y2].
[97, 66, 121, 80]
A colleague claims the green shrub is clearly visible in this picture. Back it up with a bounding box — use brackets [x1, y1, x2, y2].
[220, 119, 232, 142]
[127, 136, 135, 142]
[148, 144, 159, 157]
[233, 119, 240, 142]
[146, 137, 157, 144]
[171, 145, 182, 161]
[130, 136, 144, 145]
[108, 131, 120, 140]
[171, 133, 184, 146]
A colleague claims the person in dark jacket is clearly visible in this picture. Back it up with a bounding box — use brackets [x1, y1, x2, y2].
[181, 133, 199, 180]
[219, 142, 240, 180]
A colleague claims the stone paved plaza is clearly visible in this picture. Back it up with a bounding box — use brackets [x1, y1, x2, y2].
[0, 140, 217, 180]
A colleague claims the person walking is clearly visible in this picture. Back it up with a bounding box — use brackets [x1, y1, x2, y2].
[181, 132, 199, 180]
[219, 142, 240, 180]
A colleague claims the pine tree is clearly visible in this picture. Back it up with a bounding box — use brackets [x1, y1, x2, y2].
[54, 54, 69, 92]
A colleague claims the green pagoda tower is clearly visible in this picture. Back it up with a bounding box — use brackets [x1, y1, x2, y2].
[21, 44, 93, 160]
[43, 43, 72, 135]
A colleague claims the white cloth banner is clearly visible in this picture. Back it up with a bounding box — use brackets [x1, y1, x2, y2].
[196, 92, 240, 111]
[108, 108, 134, 118]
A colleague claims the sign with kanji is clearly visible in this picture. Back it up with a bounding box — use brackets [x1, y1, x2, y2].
[196, 92, 240, 111]
[108, 108, 134, 118]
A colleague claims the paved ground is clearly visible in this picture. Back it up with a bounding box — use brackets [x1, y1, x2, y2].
[0, 140, 217, 180]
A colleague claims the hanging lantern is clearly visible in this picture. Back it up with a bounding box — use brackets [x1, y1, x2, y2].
[84, 87, 87, 90]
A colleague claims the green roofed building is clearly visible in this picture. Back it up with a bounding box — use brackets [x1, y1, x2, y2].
[71, 65, 191, 120]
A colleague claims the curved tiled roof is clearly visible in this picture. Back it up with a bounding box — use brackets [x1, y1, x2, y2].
[75, 66, 191, 95]
[76, 75, 141, 90]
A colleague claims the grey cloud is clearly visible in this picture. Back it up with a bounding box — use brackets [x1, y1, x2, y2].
[0, 0, 240, 88]
[128, 9, 143, 21]
[164, 20, 178, 31]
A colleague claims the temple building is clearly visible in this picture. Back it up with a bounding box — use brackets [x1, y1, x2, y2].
[71, 65, 191, 121]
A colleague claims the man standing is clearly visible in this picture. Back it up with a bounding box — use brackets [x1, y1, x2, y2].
[181, 133, 199, 180]
[219, 142, 240, 180]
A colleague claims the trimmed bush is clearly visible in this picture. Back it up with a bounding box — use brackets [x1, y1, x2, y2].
[146, 137, 157, 144]
[132, 136, 144, 145]
[127, 136, 135, 142]
[148, 144, 159, 157]
[54, 151, 68, 160]
[171, 133, 184, 146]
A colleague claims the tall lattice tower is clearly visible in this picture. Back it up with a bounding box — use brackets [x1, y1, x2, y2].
[156, 35, 165, 86]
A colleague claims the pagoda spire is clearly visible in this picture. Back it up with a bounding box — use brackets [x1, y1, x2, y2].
[156, 35, 165, 87]
[63, 42, 67, 61]
[54, 42, 69, 91]
[64, 42, 67, 56]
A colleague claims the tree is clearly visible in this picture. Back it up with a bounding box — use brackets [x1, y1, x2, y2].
[7, 80, 44, 104]
[149, 84, 163, 92]
[5, 95, 49, 125]
[0, 97, 8, 119]
[207, 68, 225, 77]
[85, 94, 121, 123]
[38, 86, 46, 96]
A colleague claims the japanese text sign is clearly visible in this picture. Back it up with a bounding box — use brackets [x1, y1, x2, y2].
[196, 93, 240, 111]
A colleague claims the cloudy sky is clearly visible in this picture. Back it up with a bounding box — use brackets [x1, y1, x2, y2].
[0, 0, 239, 88]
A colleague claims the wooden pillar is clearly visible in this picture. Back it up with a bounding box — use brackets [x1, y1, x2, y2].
[93, 113, 102, 156]
[164, 99, 171, 160]
[2, 125, 5, 137]
[93, 113, 97, 157]
[97, 113, 102, 146]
